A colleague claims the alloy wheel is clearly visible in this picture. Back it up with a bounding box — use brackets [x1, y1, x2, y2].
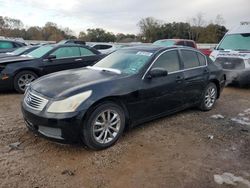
[92, 109, 121, 144]
[204, 86, 216, 108]
[18, 74, 36, 91]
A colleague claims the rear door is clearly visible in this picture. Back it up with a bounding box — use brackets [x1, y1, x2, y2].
[79, 47, 102, 66]
[180, 49, 209, 105]
[42, 46, 81, 74]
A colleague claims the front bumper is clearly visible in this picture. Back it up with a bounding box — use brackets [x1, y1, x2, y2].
[0, 74, 13, 91]
[224, 69, 250, 86]
[21, 103, 87, 143]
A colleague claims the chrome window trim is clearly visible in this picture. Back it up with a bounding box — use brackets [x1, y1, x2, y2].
[142, 48, 208, 79]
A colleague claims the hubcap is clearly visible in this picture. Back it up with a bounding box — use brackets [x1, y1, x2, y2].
[205, 87, 216, 108]
[18, 74, 36, 91]
[93, 109, 121, 144]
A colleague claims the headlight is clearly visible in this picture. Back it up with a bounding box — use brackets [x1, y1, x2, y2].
[47, 90, 92, 113]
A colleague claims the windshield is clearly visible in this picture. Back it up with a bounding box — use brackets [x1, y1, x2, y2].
[153, 40, 176, 47]
[8, 47, 28, 55]
[27, 45, 53, 58]
[217, 33, 250, 51]
[93, 50, 153, 75]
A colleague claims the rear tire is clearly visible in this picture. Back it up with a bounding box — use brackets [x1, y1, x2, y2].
[81, 101, 125, 150]
[14, 71, 38, 93]
[199, 82, 218, 111]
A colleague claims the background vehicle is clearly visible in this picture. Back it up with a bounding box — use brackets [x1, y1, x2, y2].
[87, 43, 117, 54]
[153, 39, 212, 55]
[22, 46, 226, 150]
[0, 39, 27, 53]
[0, 45, 39, 59]
[58, 39, 86, 45]
[210, 22, 250, 86]
[0, 44, 105, 93]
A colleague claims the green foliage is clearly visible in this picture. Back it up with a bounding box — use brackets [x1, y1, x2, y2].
[138, 16, 228, 43]
[0, 16, 76, 42]
[0, 15, 228, 43]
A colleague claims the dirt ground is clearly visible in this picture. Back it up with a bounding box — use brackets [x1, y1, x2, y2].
[0, 87, 250, 188]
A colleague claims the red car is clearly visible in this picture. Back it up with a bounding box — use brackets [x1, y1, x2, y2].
[153, 39, 212, 56]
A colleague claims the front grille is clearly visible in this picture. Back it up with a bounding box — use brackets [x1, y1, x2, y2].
[24, 91, 48, 111]
[215, 57, 245, 70]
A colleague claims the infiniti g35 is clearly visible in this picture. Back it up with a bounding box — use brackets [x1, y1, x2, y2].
[22, 46, 226, 150]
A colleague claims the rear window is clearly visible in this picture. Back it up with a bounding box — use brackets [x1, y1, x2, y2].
[0, 41, 14, 49]
[80, 47, 95, 56]
[197, 53, 206, 66]
[94, 45, 112, 50]
[181, 50, 200, 69]
[186, 41, 196, 48]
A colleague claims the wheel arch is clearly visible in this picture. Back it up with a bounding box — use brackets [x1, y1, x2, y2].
[14, 68, 42, 78]
[209, 79, 220, 98]
[83, 96, 131, 130]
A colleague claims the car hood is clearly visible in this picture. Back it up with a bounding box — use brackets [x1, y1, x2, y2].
[0, 53, 12, 58]
[31, 67, 125, 99]
[0, 55, 34, 64]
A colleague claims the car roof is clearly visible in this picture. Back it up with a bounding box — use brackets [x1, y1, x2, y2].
[155, 39, 195, 42]
[0, 39, 25, 44]
[119, 45, 175, 53]
[119, 45, 200, 54]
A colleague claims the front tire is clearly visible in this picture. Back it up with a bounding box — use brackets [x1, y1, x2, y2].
[199, 82, 218, 111]
[82, 102, 126, 150]
[14, 71, 38, 93]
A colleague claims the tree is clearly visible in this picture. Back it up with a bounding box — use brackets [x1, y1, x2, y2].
[138, 17, 162, 42]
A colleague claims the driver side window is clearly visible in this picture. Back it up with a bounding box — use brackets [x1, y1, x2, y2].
[51, 47, 80, 59]
[152, 50, 181, 73]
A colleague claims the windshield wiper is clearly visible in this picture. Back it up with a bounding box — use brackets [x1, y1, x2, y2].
[87, 66, 121, 74]
[217, 47, 224, 50]
[234, 49, 249, 51]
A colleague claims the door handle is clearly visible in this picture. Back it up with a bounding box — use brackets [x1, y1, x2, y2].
[176, 76, 184, 82]
[74, 58, 83, 62]
[204, 68, 209, 73]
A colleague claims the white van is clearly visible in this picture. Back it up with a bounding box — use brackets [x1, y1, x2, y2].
[210, 22, 250, 86]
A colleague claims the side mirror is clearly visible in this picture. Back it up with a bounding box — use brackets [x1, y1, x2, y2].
[147, 68, 168, 79]
[47, 54, 56, 61]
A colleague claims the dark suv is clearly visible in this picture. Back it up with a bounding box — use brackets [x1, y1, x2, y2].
[0, 39, 27, 53]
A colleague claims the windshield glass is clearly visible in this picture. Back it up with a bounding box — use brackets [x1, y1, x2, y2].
[27, 45, 53, 58]
[8, 47, 28, 55]
[153, 40, 176, 47]
[217, 33, 250, 51]
[93, 50, 153, 75]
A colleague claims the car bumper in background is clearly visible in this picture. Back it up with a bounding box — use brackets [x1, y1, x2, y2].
[0, 74, 13, 91]
[224, 69, 250, 86]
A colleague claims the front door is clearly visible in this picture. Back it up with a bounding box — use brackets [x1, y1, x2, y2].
[129, 50, 185, 121]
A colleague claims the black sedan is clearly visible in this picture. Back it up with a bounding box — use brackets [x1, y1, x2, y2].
[0, 44, 104, 93]
[0, 39, 27, 53]
[22, 46, 226, 150]
[0, 45, 39, 59]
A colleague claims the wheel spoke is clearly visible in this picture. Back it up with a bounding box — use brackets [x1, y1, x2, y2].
[107, 129, 115, 138]
[109, 126, 118, 133]
[94, 127, 105, 133]
[110, 113, 118, 122]
[96, 129, 105, 141]
[103, 130, 108, 143]
[110, 119, 120, 126]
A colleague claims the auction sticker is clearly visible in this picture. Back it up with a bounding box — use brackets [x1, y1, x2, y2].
[136, 51, 153, 57]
